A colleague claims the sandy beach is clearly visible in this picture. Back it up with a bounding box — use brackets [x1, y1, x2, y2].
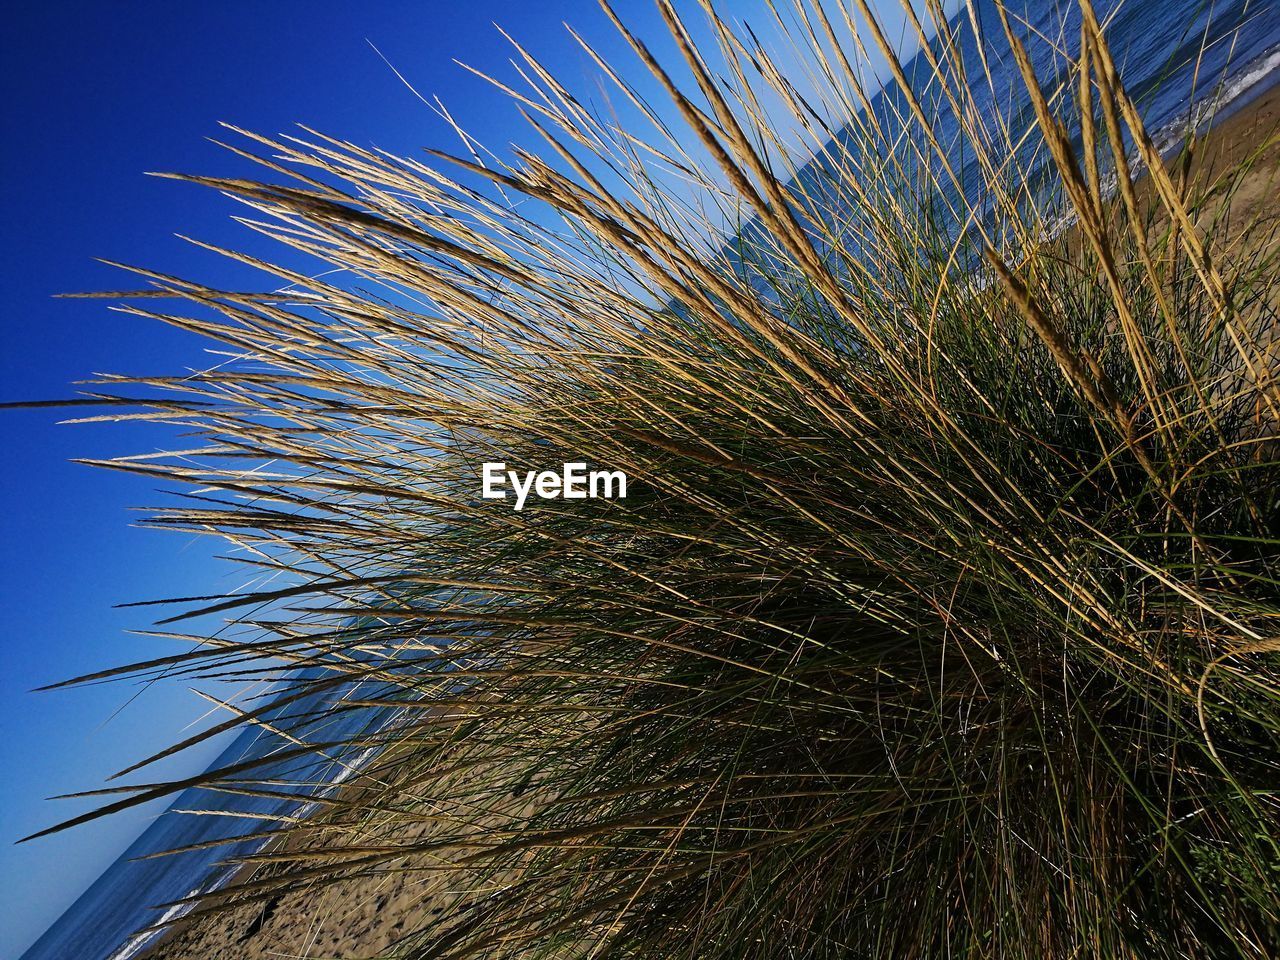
[134, 84, 1280, 960]
[1172, 82, 1280, 252]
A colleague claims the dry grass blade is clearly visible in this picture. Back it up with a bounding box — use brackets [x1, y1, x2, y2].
[24, 2, 1280, 958]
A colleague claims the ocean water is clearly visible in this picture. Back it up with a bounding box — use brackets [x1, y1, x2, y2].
[19, 2, 1280, 959]
[20, 671, 398, 960]
[771, 0, 1280, 270]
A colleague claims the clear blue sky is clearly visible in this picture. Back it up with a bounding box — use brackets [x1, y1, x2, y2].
[0, 2, 913, 956]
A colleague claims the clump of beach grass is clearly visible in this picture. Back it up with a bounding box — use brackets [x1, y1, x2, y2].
[25, 0, 1280, 957]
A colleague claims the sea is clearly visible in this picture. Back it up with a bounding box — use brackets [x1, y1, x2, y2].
[18, 1, 1280, 959]
[19, 668, 401, 960]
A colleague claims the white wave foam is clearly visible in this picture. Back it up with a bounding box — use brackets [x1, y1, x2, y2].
[326, 745, 380, 789]
[103, 881, 210, 960]
[104, 740, 386, 960]
[1151, 44, 1280, 157]
[1218, 47, 1280, 115]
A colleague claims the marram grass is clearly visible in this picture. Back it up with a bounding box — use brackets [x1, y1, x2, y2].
[26, 0, 1280, 957]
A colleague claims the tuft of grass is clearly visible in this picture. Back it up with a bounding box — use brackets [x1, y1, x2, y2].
[26, 1, 1280, 957]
